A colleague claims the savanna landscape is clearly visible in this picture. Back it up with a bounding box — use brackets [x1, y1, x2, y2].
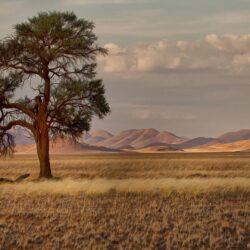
[1, 1, 250, 249]
[0, 153, 250, 249]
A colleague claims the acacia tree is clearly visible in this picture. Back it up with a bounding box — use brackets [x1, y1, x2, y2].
[0, 11, 110, 178]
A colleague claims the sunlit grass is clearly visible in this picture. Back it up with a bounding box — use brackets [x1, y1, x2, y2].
[1, 177, 250, 195]
[0, 153, 250, 249]
[1, 153, 250, 179]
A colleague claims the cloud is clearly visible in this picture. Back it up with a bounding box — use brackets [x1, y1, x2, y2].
[98, 34, 250, 73]
[99, 40, 183, 73]
[205, 34, 250, 53]
[98, 43, 129, 72]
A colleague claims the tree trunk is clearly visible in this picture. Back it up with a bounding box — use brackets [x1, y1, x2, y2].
[36, 130, 52, 179]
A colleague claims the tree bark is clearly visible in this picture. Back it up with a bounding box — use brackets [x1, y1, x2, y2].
[36, 129, 52, 179]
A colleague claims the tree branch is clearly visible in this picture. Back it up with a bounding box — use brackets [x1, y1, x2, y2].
[2, 102, 36, 120]
[0, 120, 35, 134]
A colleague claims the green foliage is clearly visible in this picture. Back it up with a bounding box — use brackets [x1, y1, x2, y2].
[0, 73, 23, 101]
[50, 78, 110, 138]
[0, 11, 107, 78]
[0, 11, 110, 155]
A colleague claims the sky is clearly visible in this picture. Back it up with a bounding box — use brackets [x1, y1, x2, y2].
[1, 0, 250, 137]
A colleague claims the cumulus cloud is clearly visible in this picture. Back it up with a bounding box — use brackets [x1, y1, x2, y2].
[99, 40, 183, 73]
[205, 34, 250, 53]
[98, 34, 250, 73]
[98, 43, 129, 72]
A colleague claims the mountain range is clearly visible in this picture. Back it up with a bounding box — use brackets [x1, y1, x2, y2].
[11, 128, 250, 154]
[85, 128, 187, 149]
[15, 138, 120, 154]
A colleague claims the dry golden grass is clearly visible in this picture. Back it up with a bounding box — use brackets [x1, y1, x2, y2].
[0, 153, 250, 249]
[1, 177, 250, 195]
[0, 192, 249, 249]
[1, 152, 250, 180]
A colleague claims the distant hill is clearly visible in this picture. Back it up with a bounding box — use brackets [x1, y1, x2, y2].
[183, 129, 250, 152]
[10, 127, 34, 145]
[133, 142, 181, 153]
[218, 129, 250, 143]
[134, 144, 181, 153]
[10, 127, 250, 153]
[176, 137, 221, 149]
[186, 139, 250, 152]
[141, 142, 173, 148]
[16, 138, 120, 154]
[93, 128, 187, 149]
[117, 145, 135, 150]
[81, 130, 113, 145]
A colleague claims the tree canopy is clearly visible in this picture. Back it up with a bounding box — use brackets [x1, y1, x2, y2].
[0, 11, 110, 177]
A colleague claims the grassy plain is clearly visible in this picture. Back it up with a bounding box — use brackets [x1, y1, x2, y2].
[0, 153, 250, 249]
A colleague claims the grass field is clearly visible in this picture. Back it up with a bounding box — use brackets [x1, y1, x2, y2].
[0, 153, 250, 249]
